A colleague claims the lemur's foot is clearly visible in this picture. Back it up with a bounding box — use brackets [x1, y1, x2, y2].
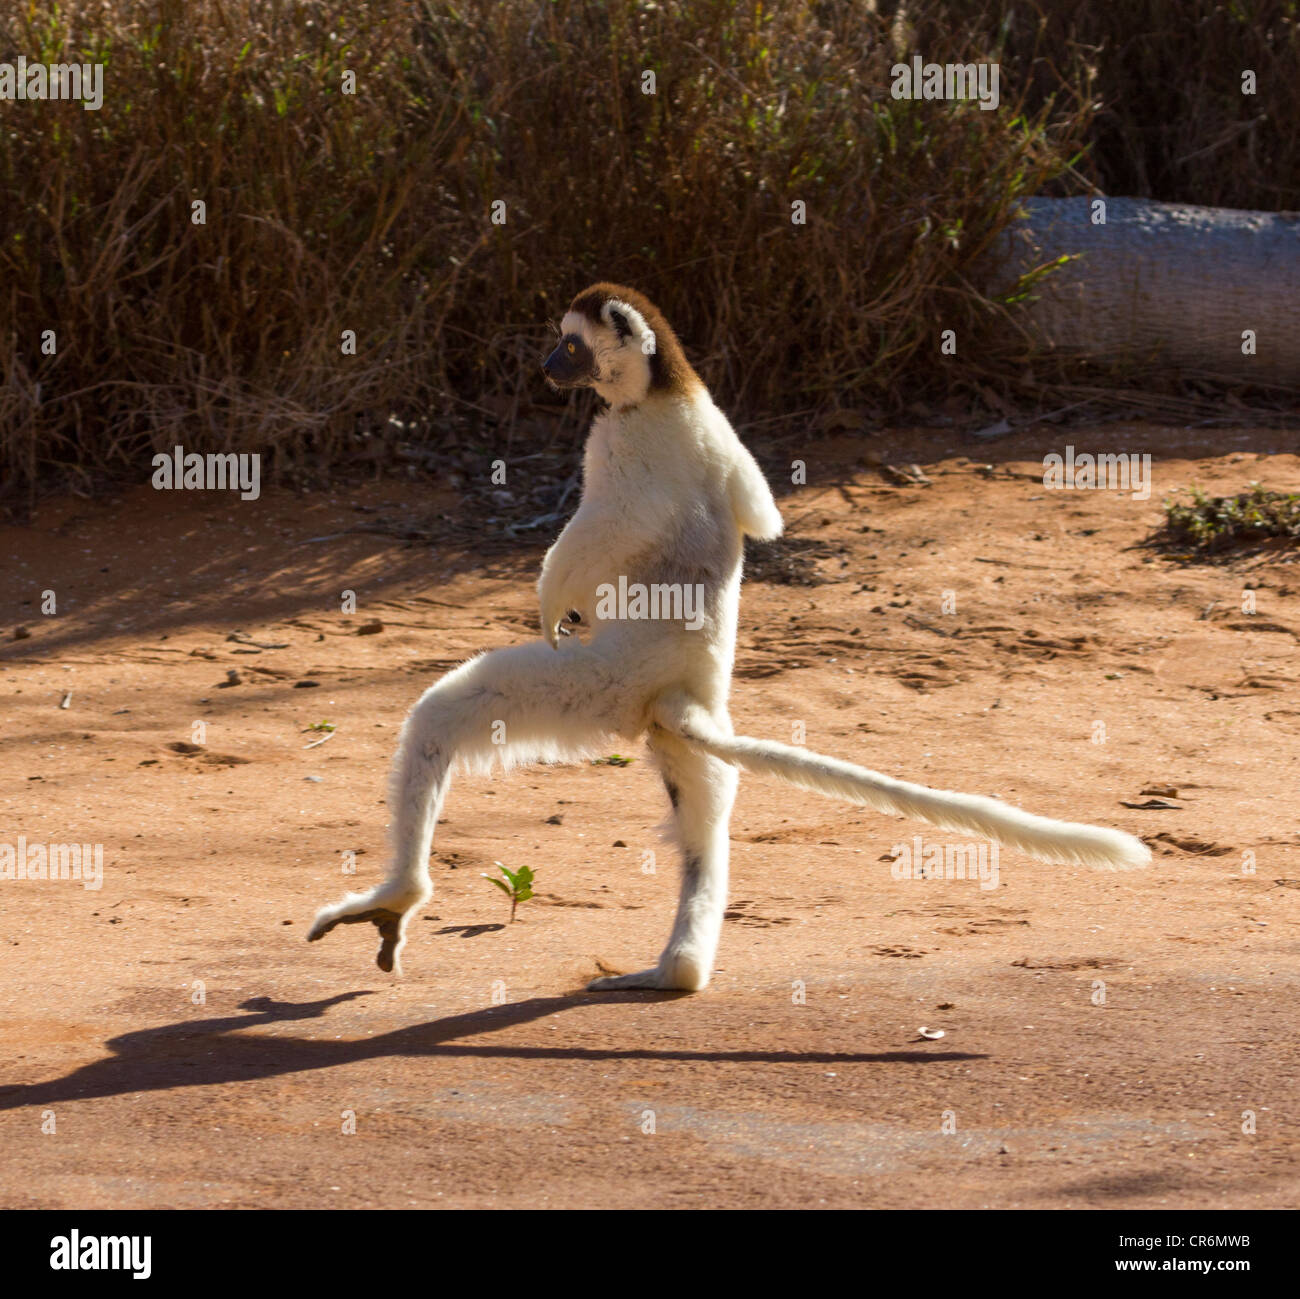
[588, 951, 710, 992]
[308, 886, 429, 973]
[308, 906, 404, 971]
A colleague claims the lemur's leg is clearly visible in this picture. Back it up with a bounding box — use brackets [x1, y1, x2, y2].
[309, 639, 634, 973]
[589, 721, 737, 992]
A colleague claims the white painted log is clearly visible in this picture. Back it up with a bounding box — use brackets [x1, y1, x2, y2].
[986, 196, 1300, 385]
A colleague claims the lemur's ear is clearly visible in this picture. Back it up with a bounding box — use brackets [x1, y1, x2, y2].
[607, 308, 633, 341]
[602, 298, 655, 355]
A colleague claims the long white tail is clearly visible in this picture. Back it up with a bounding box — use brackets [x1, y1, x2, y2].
[658, 702, 1150, 871]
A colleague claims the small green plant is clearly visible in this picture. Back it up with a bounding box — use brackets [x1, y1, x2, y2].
[591, 754, 634, 766]
[481, 861, 534, 922]
[1161, 483, 1300, 553]
[302, 720, 337, 749]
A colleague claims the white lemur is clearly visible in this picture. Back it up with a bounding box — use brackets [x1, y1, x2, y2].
[308, 282, 1149, 990]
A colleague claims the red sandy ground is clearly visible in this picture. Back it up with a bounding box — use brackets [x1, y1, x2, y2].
[0, 424, 1296, 1209]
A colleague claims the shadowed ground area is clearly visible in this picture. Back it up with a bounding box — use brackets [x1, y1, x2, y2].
[0, 425, 1296, 1208]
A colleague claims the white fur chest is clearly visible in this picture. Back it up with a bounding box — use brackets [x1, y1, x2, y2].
[581, 398, 722, 527]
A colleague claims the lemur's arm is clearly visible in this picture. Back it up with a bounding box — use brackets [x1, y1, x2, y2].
[539, 503, 651, 647]
[538, 510, 608, 648]
[728, 445, 783, 541]
[538, 529, 578, 648]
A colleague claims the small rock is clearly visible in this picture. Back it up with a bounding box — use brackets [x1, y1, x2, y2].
[12, 626, 31, 640]
[294, 680, 321, 689]
[356, 620, 384, 635]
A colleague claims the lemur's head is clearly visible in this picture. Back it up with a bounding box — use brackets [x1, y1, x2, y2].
[542, 283, 701, 410]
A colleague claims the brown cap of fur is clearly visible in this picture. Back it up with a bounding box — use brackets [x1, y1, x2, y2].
[567, 283, 701, 396]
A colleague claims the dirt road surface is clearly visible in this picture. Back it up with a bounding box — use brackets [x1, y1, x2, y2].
[1, 426, 1296, 1208]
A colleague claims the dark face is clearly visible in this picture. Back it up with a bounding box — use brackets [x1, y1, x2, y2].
[541, 332, 596, 389]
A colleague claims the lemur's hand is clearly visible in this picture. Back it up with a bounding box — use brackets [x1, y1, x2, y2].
[541, 596, 562, 647]
[543, 607, 583, 647]
[539, 576, 563, 647]
[538, 531, 585, 647]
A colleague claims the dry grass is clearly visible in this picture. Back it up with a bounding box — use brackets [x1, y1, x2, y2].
[1, 1, 1295, 505]
[954, 0, 1300, 210]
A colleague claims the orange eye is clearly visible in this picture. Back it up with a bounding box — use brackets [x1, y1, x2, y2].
[566, 342, 576, 355]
